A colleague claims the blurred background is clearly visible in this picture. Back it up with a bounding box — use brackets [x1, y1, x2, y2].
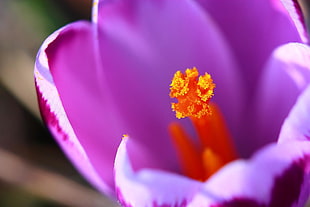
[0, 0, 118, 206]
[0, 0, 310, 207]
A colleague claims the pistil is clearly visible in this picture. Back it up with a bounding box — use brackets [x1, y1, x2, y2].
[169, 67, 237, 181]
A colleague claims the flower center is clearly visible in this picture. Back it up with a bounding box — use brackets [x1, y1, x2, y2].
[169, 67, 237, 181]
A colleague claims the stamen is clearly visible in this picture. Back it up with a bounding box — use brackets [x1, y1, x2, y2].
[170, 67, 215, 119]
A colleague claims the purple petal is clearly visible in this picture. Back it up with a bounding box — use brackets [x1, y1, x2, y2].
[279, 84, 310, 143]
[189, 141, 310, 207]
[36, 21, 125, 196]
[211, 198, 265, 207]
[114, 137, 202, 207]
[94, 0, 244, 168]
[34, 21, 116, 195]
[196, 0, 301, 96]
[115, 137, 310, 207]
[281, 0, 309, 43]
[245, 43, 310, 157]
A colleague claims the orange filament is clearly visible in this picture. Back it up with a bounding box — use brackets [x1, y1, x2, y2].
[169, 67, 237, 181]
[169, 123, 206, 181]
[202, 148, 223, 177]
[170, 67, 215, 119]
[191, 103, 237, 164]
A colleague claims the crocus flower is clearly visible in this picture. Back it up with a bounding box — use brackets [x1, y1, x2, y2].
[34, 0, 310, 206]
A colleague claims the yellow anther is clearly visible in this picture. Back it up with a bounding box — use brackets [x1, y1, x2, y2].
[122, 134, 129, 139]
[197, 74, 214, 101]
[170, 67, 215, 119]
[170, 71, 189, 97]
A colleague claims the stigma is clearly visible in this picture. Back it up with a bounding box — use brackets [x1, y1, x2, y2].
[169, 67, 215, 119]
[168, 67, 237, 181]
